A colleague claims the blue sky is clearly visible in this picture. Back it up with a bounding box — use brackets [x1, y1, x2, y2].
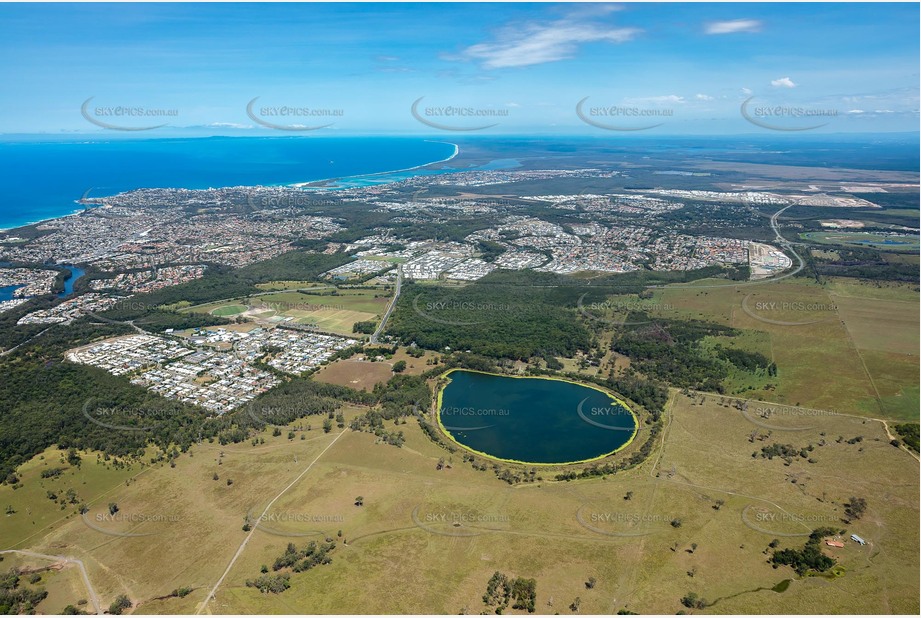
[0, 2, 917, 135]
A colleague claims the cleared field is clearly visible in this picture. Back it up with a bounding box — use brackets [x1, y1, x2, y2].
[313, 349, 443, 390]
[3, 392, 917, 614]
[254, 281, 332, 291]
[0, 446, 140, 549]
[825, 281, 919, 420]
[211, 393, 920, 614]
[630, 277, 918, 421]
[313, 359, 395, 391]
[858, 350, 920, 420]
[832, 295, 918, 356]
[387, 348, 443, 376]
[188, 288, 391, 336]
[250, 290, 388, 335]
[1, 413, 363, 612]
[211, 304, 247, 317]
[825, 278, 919, 301]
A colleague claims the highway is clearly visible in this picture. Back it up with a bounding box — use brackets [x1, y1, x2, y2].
[370, 264, 402, 344]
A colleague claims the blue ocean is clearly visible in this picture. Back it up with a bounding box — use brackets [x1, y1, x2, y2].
[0, 137, 457, 230]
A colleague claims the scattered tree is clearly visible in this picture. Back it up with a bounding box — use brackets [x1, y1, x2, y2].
[108, 595, 132, 615]
[844, 497, 867, 522]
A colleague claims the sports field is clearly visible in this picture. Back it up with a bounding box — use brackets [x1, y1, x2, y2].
[187, 287, 391, 336]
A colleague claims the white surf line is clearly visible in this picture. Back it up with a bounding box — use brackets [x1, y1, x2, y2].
[196, 429, 347, 614]
[0, 550, 102, 614]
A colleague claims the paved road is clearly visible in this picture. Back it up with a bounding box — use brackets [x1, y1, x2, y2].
[370, 265, 402, 344]
[0, 327, 54, 357]
[0, 549, 102, 614]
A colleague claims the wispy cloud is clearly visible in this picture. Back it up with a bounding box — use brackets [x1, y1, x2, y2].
[632, 94, 685, 104]
[457, 19, 640, 69]
[205, 122, 252, 129]
[705, 19, 761, 35]
[771, 76, 796, 88]
[695, 93, 714, 101]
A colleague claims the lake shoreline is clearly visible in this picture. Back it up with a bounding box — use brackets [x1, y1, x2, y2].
[433, 367, 640, 467]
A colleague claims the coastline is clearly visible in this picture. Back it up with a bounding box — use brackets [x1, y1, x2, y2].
[0, 139, 459, 233]
[290, 140, 459, 189]
[0, 206, 91, 235]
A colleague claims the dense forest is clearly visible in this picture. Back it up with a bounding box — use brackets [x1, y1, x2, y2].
[0, 317, 403, 482]
[610, 318, 773, 392]
[385, 267, 742, 360]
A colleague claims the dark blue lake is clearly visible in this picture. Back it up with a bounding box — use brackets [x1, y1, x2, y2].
[438, 370, 637, 465]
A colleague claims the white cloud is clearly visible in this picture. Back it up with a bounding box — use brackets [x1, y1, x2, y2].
[506, 102, 521, 108]
[771, 77, 796, 88]
[206, 122, 252, 129]
[695, 93, 714, 101]
[624, 94, 685, 106]
[648, 95, 685, 104]
[459, 20, 640, 69]
[741, 87, 753, 95]
[705, 19, 761, 35]
[846, 109, 865, 114]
